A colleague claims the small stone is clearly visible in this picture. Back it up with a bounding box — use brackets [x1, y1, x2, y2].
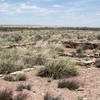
[77, 88, 84, 91]
[10, 71, 24, 76]
[83, 98, 88, 100]
[41, 93, 45, 96]
[22, 68, 33, 72]
[0, 75, 3, 77]
[33, 91, 36, 93]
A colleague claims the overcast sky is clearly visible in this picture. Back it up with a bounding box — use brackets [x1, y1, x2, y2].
[0, 0, 100, 27]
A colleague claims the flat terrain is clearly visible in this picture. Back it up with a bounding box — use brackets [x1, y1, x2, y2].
[0, 28, 100, 100]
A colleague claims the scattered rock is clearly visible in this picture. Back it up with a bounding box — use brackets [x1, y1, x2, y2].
[33, 91, 36, 93]
[94, 53, 100, 58]
[77, 88, 84, 91]
[62, 40, 100, 49]
[22, 68, 34, 72]
[10, 71, 24, 76]
[76, 60, 94, 66]
[0, 74, 3, 77]
[83, 98, 88, 100]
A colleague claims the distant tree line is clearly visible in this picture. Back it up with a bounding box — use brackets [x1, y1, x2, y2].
[0, 25, 100, 31]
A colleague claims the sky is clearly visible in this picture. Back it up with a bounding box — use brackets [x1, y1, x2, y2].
[0, 0, 100, 27]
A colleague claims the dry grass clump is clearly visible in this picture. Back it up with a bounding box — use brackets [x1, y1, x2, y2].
[16, 73, 26, 81]
[16, 84, 31, 91]
[0, 88, 28, 100]
[0, 88, 13, 100]
[58, 79, 80, 90]
[96, 34, 100, 40]
[37, 60, 78, 79]
[0, 50, 24, 74]
[44, 92, 62, 100]
[4, 75, 15, 81]
[4, 73, 26, 81]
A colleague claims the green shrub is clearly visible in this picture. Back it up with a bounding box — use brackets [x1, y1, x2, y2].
[58, 80, 80, 90]
[37, 60, 78, 79]
[55, 47, 64, 53]
[16, 74, 26, 81]
[24, 54, 46, 66]
[7, 33, 22, 43]
[76, 46, 83, 54]
[0, 50, 24, 74]
[23, 57, 35, 67]
[4, 75, 15, 81]
[34, 34, 42, 41]
[33, 54, 46, 65]
[0, 61, 19, 74]
[0, 88, 13, 100]
[96, 34, 100, 40]
[44, 92, 62, 100]
[16, 84, 31, 91]
[16, 84, 25, 91]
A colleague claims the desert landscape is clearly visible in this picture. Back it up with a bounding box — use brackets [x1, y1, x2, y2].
[0, 26, 100, 100]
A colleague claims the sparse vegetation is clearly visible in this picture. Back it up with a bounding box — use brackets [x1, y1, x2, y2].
[4, 75, 15, 81]
[0, 27, 100, 100]
[44, 92, 62, 100]
[16, 73, 26, 81]
[96, 34, 100, 40]
[0, 88, 28, 100]
[0, 88, 12, 100]
[58, 80, 80, 90]
[76, 46, 83, 54]
[37, 60, 78, 79]
[16, 84, 31, 91]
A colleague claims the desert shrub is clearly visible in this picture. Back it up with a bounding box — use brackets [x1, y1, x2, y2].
[37, 60, 78, 79]
[58, 80, 80, 90]
[16, 74, 26, 81]
[34, 34, 42, 41]
[96, 34, 100, 40]
[0, 50, 24, 74]
[15, 92, 28, 100]
[0, 61, 18, 74]
[23, 57, 35, 67]
[25, 84, 31, 90]
[4, 75, 15, 81]
[55, 46, 64, 53]
[93, 49, 97, 54]
[1, 33, 9, 39]
[0, 60, 24, 74]
[77, 34, 85, 39]
[7, 33, 22, 43]
[33, 54, 46, 65]
[44, 92, 62, 100]
[82, 44, 88, 50]
[24, 54, 46, 66]
[16, 84, 31, 91]
[76, 46, 83, 54]
[16, 84, 25, 91]
[43, 35, 51, 41]
[0, 88, 13, 100]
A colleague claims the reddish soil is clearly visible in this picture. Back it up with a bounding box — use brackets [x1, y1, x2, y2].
[0, 66, 100, 100]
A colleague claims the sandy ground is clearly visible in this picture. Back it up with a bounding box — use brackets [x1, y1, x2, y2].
[0, 65, 100, 100]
